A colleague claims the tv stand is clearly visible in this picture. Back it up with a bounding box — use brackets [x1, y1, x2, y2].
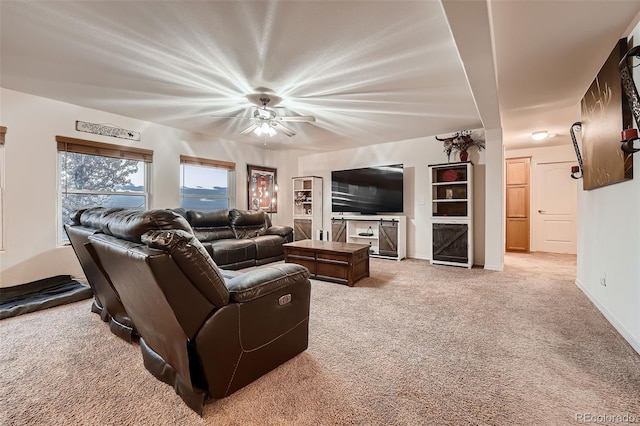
[330, 214, 406, 260]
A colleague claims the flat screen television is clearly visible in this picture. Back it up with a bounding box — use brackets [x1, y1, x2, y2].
[331, 164, 403, 214]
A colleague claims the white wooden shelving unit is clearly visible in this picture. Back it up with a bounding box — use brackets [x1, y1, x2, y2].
[292, 176, 323, 241]
[429, 161, 474, 268]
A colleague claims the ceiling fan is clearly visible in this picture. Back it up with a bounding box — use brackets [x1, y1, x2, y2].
[237, 96, 316, 138]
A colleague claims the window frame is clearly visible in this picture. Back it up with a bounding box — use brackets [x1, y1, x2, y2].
[56, 135, 153, 244]
[179, 155, 236, 212]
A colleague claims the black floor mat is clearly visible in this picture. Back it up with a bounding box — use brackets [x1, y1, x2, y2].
[0, 275, 93, 320]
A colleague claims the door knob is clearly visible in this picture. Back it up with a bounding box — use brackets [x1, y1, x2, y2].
[538, 210, 546, 214]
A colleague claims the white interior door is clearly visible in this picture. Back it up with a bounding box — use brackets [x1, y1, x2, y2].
[533, 161, 577, 254]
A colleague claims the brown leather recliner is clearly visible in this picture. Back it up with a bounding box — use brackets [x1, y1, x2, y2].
[86, 210, 311, 414]
[64, 207, 132, 340]
[64, 207, 194, 341]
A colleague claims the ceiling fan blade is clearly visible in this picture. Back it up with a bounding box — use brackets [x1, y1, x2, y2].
[239, 123, 259, 136]
[211, 115, 254, 120]
[273, 122, 296, 137]
[276, 115, 316, 123]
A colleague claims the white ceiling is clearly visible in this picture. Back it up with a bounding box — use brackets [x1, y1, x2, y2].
[1, 1, 639, 152]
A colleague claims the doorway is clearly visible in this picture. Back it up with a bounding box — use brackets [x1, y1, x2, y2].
[532, 161, 577, 254]
[505, 157, 530, 252]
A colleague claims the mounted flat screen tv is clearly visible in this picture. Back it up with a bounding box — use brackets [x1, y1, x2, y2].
[331, 164, 403, 214]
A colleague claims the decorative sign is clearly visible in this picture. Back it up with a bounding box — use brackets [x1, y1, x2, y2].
[75, 121, 140, 141]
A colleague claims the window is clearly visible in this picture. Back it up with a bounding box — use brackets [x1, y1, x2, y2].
[57, 136, 152, 243]
[180, 155, 235, 212]
[0, 126, 5, 250]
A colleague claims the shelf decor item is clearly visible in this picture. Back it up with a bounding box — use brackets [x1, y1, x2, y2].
[436, 130, 485, 163]
[358, 226, 374, 236]
[442, 169, 458, 182]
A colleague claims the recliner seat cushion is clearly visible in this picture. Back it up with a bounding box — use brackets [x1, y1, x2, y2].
[207, 238, 257, 266]
[252, 235, 286, 260]
[225, 264, 310, 303]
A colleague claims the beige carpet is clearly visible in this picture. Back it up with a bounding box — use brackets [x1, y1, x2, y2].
[1, 253, 639, 425]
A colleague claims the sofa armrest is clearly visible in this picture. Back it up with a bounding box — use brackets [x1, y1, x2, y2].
[225, 264, 309, 303]
[265, 225, 293, 238]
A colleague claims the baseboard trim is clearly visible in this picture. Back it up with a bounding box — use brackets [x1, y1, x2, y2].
[575, 278, 640, 355]
[483, 263, 503, 271]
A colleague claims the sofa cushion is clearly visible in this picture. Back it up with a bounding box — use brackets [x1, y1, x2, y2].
[78, 207, 126, 229]
[188, 209, 235, 242]
[252, 235, 286, 260]
[170, 208, 188, 219]
[229, 209, 268, 239]
[101, 209, 192, 243]
[188, 209, 230, 228]
[142, 229, 229, 308]
[208, 238, 257, 267]
[193, 228, 236, 242]
[265, 225, 293, 238]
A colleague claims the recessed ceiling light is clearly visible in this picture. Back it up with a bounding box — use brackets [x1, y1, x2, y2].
[532, 131, 549, 141]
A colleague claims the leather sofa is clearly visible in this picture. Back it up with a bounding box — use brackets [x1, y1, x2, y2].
[66, 207, 294, 341]
[67, 208, 310, 414]
[185, 208, 294, 270]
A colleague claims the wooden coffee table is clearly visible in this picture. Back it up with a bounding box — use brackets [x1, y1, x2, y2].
[283, 240, 370, 287]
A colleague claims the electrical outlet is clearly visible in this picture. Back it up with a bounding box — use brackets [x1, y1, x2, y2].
[600, 273, 607, 287]
[418, 199, 425, 205]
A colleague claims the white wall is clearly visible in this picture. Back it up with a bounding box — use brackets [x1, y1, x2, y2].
[0, 87, 506, 286]
[295, 134, 491, 264]
[483, 128, 504, 271]
[574, 22, 640, 354]
[507, 143, 576, 164]
[0, 88, 275, 287]
[265, 148, 311, 230]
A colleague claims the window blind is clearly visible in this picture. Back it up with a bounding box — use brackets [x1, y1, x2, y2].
[180, 155, 235, 170]
[56, 135, 152, 162]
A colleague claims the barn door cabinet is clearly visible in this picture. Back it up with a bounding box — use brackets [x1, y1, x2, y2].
[428, 162, 473, 268]
[330, 215, 406, 260]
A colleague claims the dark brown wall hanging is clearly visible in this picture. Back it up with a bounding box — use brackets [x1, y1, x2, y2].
[581, 38, 633, 190]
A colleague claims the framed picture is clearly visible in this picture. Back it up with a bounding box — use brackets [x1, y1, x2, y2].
[581, 37, 633, 190]
[247, 164, 277, 212]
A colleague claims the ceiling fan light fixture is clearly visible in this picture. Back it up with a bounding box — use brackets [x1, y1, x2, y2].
[531, 131, 548, 141]
[254, 121, 276, 137]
